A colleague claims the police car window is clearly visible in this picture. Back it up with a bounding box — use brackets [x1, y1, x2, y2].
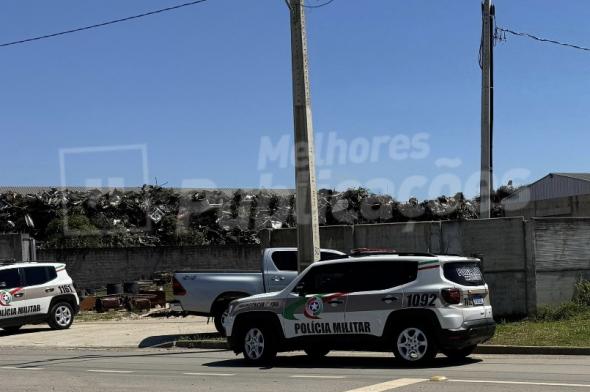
[298, 264, 352, 294]
[443, 262, 484, 286]
[349, 261, 418, 292]
[0, 268, 21, 290]
[23, 266, 53, 286]
[271, 251, 297, 271]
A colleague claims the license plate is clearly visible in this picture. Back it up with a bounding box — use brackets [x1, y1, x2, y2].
[472, 296, 484, 306]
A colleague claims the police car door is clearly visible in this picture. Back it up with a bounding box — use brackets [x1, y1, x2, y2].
[281, 263, 349, 339]
[344, 261, 417, 338]
[0, 267, 25, 322]
[21, 266, 59, 317]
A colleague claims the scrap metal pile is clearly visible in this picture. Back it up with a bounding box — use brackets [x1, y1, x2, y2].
[0, 185, 513, 248]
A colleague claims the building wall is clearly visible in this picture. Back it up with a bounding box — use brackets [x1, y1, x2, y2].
[504, 194, 590, 219]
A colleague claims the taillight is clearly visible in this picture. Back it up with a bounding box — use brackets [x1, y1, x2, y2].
[172, 277, 186, 296]
[441, 288, 461, 304]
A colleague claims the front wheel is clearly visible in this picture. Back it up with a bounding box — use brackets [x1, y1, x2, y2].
[442, 345, 476, 360]
[393, 325, 437, 365]
[48, 302, 74, 330]
[241, 325, 277, 365]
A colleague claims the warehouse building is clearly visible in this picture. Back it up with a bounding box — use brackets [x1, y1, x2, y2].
[502, 173, 590, 218]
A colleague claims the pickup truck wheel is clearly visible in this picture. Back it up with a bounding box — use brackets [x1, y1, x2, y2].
[442, 345, 476, 360]
[213, 307, 230, 336]
[304, 348, 330, 359]
[392, 325, 437, 365]
[241, 325, 277, 365]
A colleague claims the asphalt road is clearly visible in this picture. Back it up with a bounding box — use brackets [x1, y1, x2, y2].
[0, 348, 589, 392]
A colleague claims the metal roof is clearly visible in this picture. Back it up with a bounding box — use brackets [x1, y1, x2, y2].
[502, 173, 590, 204]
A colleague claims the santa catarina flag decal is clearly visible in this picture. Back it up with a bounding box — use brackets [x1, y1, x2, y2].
[283, 293, 347, 320]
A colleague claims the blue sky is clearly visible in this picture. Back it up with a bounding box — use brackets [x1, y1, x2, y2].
[1, 0, 589, 200]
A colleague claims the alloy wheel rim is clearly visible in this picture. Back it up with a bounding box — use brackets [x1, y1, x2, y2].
[55, 306, 72, 327]
[397, 327, 428, 361]
[244, 328, 265, 360]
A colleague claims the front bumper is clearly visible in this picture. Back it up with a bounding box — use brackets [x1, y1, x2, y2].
[438, 320, 496, 349]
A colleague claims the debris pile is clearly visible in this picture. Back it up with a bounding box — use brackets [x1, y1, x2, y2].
[0, 185, 513, 248]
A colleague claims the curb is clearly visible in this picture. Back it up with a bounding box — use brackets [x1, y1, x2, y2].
[476, 345, 590, 356]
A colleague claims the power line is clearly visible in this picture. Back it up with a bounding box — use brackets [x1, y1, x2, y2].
[496, 27, 590, 52]
[0, 0, 208, 48]
[284, 0, 336, 10]
[303, 0, 336, 8]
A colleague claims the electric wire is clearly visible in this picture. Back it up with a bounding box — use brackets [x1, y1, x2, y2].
[496, 27, 590, 52]
[0, 0, 208, 48]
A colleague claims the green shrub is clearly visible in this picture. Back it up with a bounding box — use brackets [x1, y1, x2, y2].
[535, 301, 588, 322]
[573, 279, 590, 306]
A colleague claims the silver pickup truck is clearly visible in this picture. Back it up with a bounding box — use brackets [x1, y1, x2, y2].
[172, 247, 347, 333]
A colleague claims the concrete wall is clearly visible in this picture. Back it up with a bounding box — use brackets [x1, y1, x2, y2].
[533, 218, 590, 306]
[38, 245, 262, 289]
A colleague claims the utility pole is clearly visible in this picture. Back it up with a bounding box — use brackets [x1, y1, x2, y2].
[287, 0, 321, 271]
[480, 0, 494, 219]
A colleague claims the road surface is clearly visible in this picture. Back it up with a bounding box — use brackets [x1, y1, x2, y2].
[0, 348, 589, 391]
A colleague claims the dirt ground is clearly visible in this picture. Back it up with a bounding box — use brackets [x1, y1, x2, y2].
[0, 315, 217, 348]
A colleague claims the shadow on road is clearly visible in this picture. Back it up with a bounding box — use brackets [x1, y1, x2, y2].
[138, 333, 220, 348]
[204, 354, 482, 370]
[0, 327, 51, 336]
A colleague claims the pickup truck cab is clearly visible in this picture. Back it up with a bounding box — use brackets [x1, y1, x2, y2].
[224, 253, 496, 365]
[172, 247, 346, 333]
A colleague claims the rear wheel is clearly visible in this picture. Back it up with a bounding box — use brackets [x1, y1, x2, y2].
[1, 326, 22, 334]
[304, 348, 330, 359]
[240, 324, 277, 365]
[442, 345, 476, 360]
[48, 302, 74, 330]
[213, 306, 230, 336]
[393, 325, 437, 365]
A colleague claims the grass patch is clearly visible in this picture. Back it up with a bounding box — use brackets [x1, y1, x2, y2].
[488, 307, 590, 347]
[76, 311, 141, 323]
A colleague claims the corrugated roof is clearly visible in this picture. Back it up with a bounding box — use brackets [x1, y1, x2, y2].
[0, 186, 294, 197]
[502, 173, 590, 203]
[553, 173, 590, 182]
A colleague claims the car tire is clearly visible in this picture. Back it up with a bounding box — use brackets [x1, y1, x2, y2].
[48, 302, 75, 330]
[240, 324, 277, 365]
[442, 345, 476, 360]
[213, 305, 230, 337]
[2, 326, 22, 334]
[392, 324, 437, 365]
[304, 348, 330, 359]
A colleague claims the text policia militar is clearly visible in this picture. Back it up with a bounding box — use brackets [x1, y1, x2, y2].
[294, 321, 372, 335]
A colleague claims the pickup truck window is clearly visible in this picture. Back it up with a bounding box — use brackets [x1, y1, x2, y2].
[348, 261, 417, 292]
[272, 251, 346, 271]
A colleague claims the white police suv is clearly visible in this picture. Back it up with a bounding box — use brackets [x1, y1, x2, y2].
[224, 253, 495, 365]
[0, 262, 79, 333]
